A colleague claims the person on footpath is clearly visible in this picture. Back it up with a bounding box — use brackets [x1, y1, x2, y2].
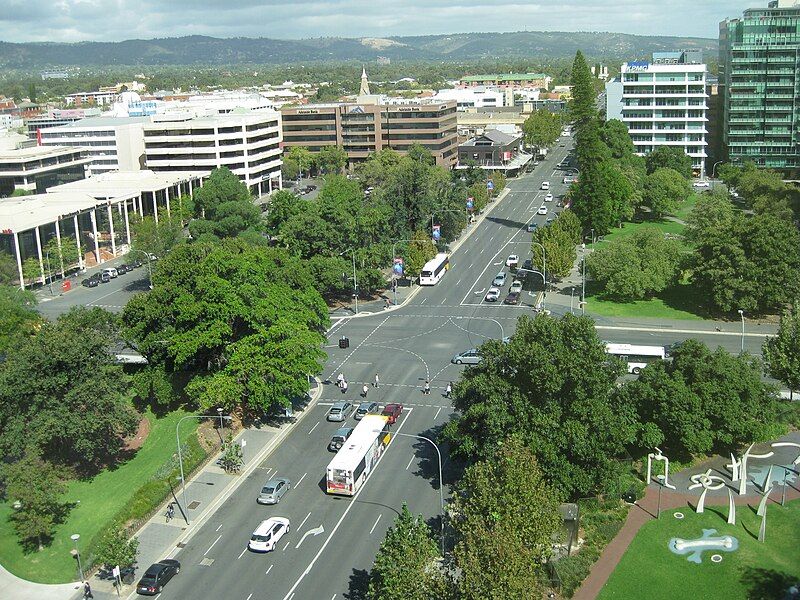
[83, 581, 94, 599]
[342, 379, 348, 394]
[336, 372, 345, 388]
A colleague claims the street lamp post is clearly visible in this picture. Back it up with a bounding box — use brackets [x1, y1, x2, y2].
[129, 249, 153, 289]
[44, 249, 54, 296]
[581, 243, 587, 315]
[176, 414, 231, 525]
[392, 432, 446, 557]
[70, 533, 84, 582]
[738, 309, 745, 353]
[531, 241, 547, 311]
[217, 407, 225, 438]
[711, 160, 724, 179]
[570, 287, 575, 314]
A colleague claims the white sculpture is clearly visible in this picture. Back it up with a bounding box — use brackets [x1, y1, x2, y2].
[647, 447, 677, 490]
[688, 469, 726, 514]
[727, 453, 741, 482]
[738, 444, 775, 496]
[757, 466, 774, 517]
[727, 489, 736, 525]
[771, 442, 800, 466]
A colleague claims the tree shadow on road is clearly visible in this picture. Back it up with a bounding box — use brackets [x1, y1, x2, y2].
[486, 215, 529, 231]
[409, 420, 465, 492]
[343, 568, 370, 600]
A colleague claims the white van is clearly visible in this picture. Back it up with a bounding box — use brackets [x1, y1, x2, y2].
[541, 181, 550, 191]
[102, 267, 118, 279]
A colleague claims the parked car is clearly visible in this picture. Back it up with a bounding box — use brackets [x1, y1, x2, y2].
[546, 217, 555, 225]
[355, 401, 380, 420]
[505, 254, 519, 268]
[99, 271, 111, 283]
[130, 259, 143, 268]
[81, 276, 99, 288]
[526, 221, 538, 232]
[257, 477, 291, 505]
[381, 403, 403, 424]
[451, 349, 481, 365]
[504, 291, 521, 305]
[537, 206, 548, 215]
[102, 267, 118, 279]
[544, 193, 554, 202]
[116, 263, 131, 274]
[509, 280, 524, 294]
[329, 427, 354, 451]
[327, 401, 353, 422]
[522, 259, 532, 271]
[693, 180, 711, 188]
[136, 560, 181, 596]
[484, 287, 501, 302]
[248, 517, 290, 553]
[492, 271, 507, 287]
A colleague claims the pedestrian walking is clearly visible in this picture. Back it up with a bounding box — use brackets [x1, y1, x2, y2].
[384, 298, 391, 309]
[336, 372, 345, 388]
[423, 380, 430, 395]
[362, 384, 369, 398]
[342, 380, 348, 394]
[374, 373, 379, 388]
[83, 581, 94, 599]
[166, 502, 174, 522]
[445, 382, 452, 398]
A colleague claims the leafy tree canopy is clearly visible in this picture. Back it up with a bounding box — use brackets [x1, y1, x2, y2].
[762, 309, 800, 399]
[0, 285, 39, 354]
[645, 146, 692, 179]
[642, 167, 692, 218]
[522, 109, 562, 149]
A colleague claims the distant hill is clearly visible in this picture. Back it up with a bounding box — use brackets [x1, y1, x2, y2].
[0, 32, 718, 68]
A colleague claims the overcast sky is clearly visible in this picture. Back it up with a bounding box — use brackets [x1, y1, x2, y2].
[0, 0, 759, 44]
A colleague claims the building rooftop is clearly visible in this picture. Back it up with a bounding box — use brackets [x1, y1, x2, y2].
[51, 116, 152, 129]
[461, 73, 549, 82]
[461, 129, 520, 146]
[0, 142, 89, 161]
[48, 169, 204, 195]
[0, 192, 99, 233]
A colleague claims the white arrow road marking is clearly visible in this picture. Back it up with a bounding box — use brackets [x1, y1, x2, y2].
[474, 288, 486, 295]
[295, 525, 325, 549]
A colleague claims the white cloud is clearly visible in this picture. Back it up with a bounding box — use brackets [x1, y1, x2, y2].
[0, 0, 757, 42]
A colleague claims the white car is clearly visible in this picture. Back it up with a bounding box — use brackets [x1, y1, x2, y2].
[248, 517, 290, 552]
[693, 181, 711, 188]
[537, 206, 548, 215]
[505, 255, 519, 268]
[484, 287, 501, 302]
[509, 280, 523, 294]
[544, 193, 554, 202]
[541, 181, 550, 190]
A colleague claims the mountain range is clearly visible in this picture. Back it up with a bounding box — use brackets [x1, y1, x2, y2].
[0, 32, 718, 69]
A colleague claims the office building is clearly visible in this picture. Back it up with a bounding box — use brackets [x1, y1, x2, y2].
[606, 50, 709, 177]
[143, 108, 283, 195]
[26, 108, 102, 139]
[431, 88, 513, 111]
[458, 73, 552, 90]
[40, 117, 150, 177]
[458, 129, 529, 175]
[720, 0, 800, 170]
[0, 132, 90, 196]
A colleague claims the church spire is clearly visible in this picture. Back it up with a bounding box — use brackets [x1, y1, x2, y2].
[359, 67, 370, 96]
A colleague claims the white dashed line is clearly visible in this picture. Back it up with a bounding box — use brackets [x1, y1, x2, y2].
[205, 534, 222, 555]
[308, 422, 319, 435]
[405, 456, 414, 470]
[369, 514, 382, 535]
[296, 472, 308, 488]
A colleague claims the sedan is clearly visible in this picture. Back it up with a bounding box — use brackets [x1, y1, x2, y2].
[544, 193, 554, 202]
[136, 560, 180, 596]
[526, 221, 538, 233]
[355, 401, 380, 420]
[504, 291, 521, 305]
[492, 271, 507, 287]
[381, 403, 403, 424]
[248, 517, 290, 553]
[484, 287, 501, 302]
[509, 280, 523, 294]
[116, 264, 130, 274]
[257, 477, 291, 505]
[537, 206, 548, 215]
[327, 401, 353, 422]
[81, 277, 99, 288]
[452, 349, 481, 365]
[505, 255, 519, 268]
[693, 180, 711, 188]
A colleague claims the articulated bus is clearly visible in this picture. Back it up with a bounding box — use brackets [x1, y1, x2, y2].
[605, 343, 666, 374]
[326, 415, 391, 496]
[419, 253, 450, 286]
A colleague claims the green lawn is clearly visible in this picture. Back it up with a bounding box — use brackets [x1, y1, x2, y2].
[599, 500, 800, 600]
[672, 193, 700, 223]
[0, 409, 199, 583]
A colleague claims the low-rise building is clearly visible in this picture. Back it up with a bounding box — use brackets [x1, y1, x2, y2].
[458, 73, 552, 90]
[457, 129, 529, 175]
[0, 132, 90, 196]
[26, 108, 102, 139]
[431, 87, 513, 111]
[64, 90, 119, 107]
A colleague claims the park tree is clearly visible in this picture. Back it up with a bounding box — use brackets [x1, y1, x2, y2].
[189, 168, 262, 239]
[368, 504, 451, 600]
[571, 159, 634, 234]
[0, 286, 39, 353]
[316, 145, 348, 175]
[762, 310, 800, 400]
[443, 314, 637, 498]
[645, 146, 693, 179]
[192, 167, 251, 217]
[130, 209, 183, 260]
[1, 449, 69, 551]
[122, 239, 328, 416]
[286, 146, 314, 178]
[0, 250, 18, 285]
[531, 210, 581, 278]
[522, 109, 561, 149]
[264, 189, 304, 234]
[402, 230, 437, 279]
[601, 119, 635, 160]
[452, 437, 562, 600]
[0, 307, 139, 470]
[569, 50, 597, 130]
[587, 228, 682, 300]
[95, 522, 140, 571]
[642, 168, 692, 218]
[43, 236, 82, 277]
[356, 148, 403, 189]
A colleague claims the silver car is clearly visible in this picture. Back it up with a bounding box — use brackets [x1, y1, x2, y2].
[329, 427, 354, 451]
[451, 349, 481, 365]
[327, 401, 353, 422]
[492, 271, 507, 287]
[257, 477, 291, 505]
[355, 401, 379, 420]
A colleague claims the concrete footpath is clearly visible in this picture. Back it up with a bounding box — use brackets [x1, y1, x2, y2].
[0, 379, 323, 600]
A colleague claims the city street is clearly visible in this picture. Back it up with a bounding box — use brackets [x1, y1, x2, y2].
[129, 140, 774, 600]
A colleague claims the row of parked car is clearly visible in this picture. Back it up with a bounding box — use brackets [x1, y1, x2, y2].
[81, 261, 143, 287]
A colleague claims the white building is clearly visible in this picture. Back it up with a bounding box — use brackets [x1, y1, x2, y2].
[143, 108, 283, 196]
[40, 117, 150, 177]
[64, 90, 119, 106]
[431, 87, 512, 111]
[606, 51, 708, 177]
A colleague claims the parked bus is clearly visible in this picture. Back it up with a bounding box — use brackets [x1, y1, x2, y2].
[326, 414, 391, 496]
[605, 343, 666, 374]
[419, 253, 450, 286]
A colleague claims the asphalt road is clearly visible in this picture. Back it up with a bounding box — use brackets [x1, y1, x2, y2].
[129, 141, 777, 600]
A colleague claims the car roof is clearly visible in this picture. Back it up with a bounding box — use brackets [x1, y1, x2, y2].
[264, 477, 289, 487]
[331, 401, 348, 409]
[384, 403, 401, 410]
[358, 401, 377, 409]
[334, 426, 353, 435]
[254, 517, 289, 534]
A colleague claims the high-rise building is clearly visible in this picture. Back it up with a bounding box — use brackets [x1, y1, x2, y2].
[720, 0, 800, 170]
[606, 50, 708, 177]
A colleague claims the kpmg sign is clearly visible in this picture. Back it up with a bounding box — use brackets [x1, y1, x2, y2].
[627, 61, 650, 72]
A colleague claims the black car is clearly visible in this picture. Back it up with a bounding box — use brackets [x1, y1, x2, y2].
[522, 259, 532, 271]
[504, 291, 521, 305]
[81, 276, 99, 288]
[136, 559, 180, 596]
[117, 263, 130, 274]
[99, 272, 111, 283]
[130, 259, 143, 268]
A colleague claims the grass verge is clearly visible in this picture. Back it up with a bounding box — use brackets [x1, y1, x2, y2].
[0, 408, 208, 584]
[598, 499, 800, 600]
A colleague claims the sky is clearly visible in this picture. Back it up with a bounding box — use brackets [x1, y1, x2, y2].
[0, 0, 760, 44]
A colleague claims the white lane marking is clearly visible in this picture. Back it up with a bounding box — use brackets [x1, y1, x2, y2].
[296, 472, 308, 488]
[405, 456, 414, 470]
[281, 409, 414, 600]
[369, 514, 382, 535]
[331, 595, 337, 600]
[216, 524, 223, 532]
[87, 285, 126, 305]
[441, 297, 447, 304]
[295, 525, 325, 549]
[283, 540, 291, 551]
[594, 325, 771, 338]
[237, 547, 247, 560]
[434, 407, 443, 420]
[456, 278, 462, 286]
[308, 422, 319, 435]
[420, 298, 427, 305]
[205, 534, 222, 555]
[247, 594, 253, 600]
[298, 511, 312, 532]
[266, 565, 274, 576]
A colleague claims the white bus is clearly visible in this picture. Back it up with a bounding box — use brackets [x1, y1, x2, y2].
[605, 343, 666, 375]
[419, 253, 450, 286]
[326, 414, 391, 496]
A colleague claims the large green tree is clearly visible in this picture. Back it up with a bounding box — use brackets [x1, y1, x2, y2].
[452, 437, 562, 600]
[601, 119, 635, 160]
[0, 285, 39, 353]
[531, 210, 581, 278]
[130, 209, 183, 261]
[316, 145, 348, 175]
[569, 50, 597, 130]
[522, 109, 562, 149]
[645, 146, 693, 179]
[571, 159, 634, 235]
[642, 167, 692, 218]
[443, 314, 637, 498]
[95, 522, 140, 571]
[122, 239, 329, 416]
[762, 310, 800, 400]
[368, 504, 451, 600]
